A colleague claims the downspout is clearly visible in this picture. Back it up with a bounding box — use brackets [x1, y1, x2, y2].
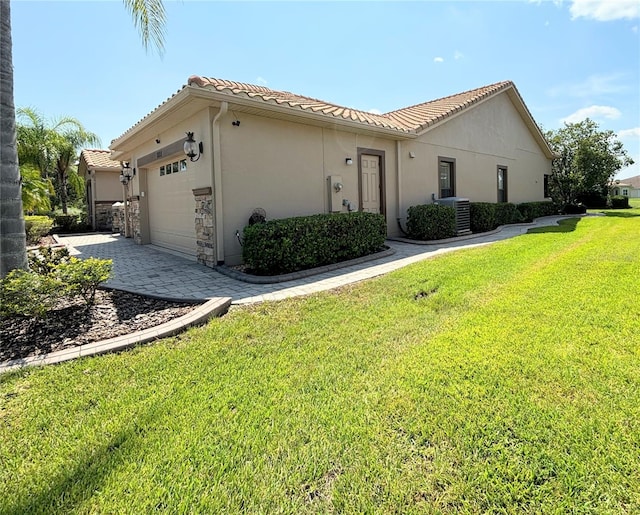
[396, 140, 408, 236]
[212, 101, 228, 264]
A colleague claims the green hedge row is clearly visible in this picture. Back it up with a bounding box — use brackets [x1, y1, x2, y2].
[470, 201, 559, 233]
[610, 196, 630, 209]
[406, 204, 457, 240]
[242, 212, 387, 275]
[516, 201, 559, 222]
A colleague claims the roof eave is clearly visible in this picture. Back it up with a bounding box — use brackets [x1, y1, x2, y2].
[186, 86, 415, 139]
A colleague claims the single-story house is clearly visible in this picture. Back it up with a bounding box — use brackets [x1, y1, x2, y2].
[611, 175, 640, 198]
[78, 149, 122, 231]
[109, 77, 555, 266]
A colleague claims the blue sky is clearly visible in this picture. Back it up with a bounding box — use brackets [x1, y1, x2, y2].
[11, 0, 640, 179]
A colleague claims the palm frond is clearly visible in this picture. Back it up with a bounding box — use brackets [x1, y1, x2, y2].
[123, 0, 166, 56]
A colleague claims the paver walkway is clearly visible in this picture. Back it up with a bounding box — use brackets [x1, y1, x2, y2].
[57, 216, 577, 305]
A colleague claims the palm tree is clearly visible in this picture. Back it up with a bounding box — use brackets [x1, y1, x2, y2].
[0, 0, 166, 277]
[0, 0, 26, 277]
[17, 107, 100, 214]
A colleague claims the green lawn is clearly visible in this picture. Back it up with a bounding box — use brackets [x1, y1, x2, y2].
[1, 208, 639, 513]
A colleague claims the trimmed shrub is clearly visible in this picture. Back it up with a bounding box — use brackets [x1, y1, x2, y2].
[54, 214, 79, 232]
[577, 192, 608, 209]
[516, 202, 558, 222]
[610, 196, 630, 209]
[0, 249, 112, 317]
[494, 203, 522, 227]
[56, 257, 113, 305]
[242, 212, 386, 275]
[28, 246, 70, 275]
[406, 204, 456, 241]
[24, 215, 53, 245]
[563, 203, 587, 214]
[470, 203, 496, 233]
[0, 269, 60, 317]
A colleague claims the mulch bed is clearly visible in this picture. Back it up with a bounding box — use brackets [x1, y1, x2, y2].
[0, 290, 199, 364]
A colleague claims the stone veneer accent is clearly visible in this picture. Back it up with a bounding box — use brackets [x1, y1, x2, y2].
[193, 187, 215, 267]
[128, 198, 142, 244]
[95, 201, 115, 231]
[111, 203, 124, 234]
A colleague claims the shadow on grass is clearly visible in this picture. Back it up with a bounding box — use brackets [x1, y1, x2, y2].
[600, 210, 640, 218]
[527, 218, 581, 234]
[3, 402, 165, 515]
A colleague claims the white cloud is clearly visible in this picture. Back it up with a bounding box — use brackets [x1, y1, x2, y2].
[528, 0, 563, 6]
[570, 0, 639, 21]
[256, 76, 268, 86]
[547, 73, 629, 98]
[561, 105, 622, 124]
[618, 127, 640, 138]
[454, 50, 464, 60]
[368, 108, 382, 115]
[433, 57, 444, 63]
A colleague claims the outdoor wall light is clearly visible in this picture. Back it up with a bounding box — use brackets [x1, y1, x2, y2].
[184, 132, 204, 162]
[119, 162, 133, 185]
[345, 157, 353, 166]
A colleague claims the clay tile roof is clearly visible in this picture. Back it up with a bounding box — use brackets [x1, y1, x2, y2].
[187, 75, 410, 132]
[187, 76, 514, 133]
[384, 80, 513, 132]
[112, 77, 527, 147]
[618, 175, 640, 188]
[80, 149, 121, 169]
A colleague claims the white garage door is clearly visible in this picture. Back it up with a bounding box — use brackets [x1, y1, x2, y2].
[147, 159, 196, 256]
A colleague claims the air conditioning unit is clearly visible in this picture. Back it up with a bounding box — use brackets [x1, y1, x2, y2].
[435, 197, 471, 236]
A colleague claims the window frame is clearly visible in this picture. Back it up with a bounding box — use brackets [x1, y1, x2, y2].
[497, 165, 508, 203]
[438, 157, 456, 198]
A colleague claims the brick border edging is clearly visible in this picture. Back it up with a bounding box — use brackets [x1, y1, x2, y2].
[0, 297, 232, 374]
[215, 247, 396, 284]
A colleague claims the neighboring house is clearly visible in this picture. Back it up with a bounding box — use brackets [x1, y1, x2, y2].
[109, 77, 554, 266]
[78, 149, 122, 231]
[611, 175, 640, 198]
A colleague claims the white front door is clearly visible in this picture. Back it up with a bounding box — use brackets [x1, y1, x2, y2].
[360, 154, 380, 213]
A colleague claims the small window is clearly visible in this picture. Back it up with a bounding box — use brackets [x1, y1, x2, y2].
[165, 162, 172, 175]
[180, 159, 187, 172]
[439, 158, 455, 198]
[172, 162, 179, 174]
[622, 188, 629, 196]
[160, 166, 165, 176]
[497, 166, 508, 203]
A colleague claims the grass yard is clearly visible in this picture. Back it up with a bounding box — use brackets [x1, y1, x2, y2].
[1, 208, 639, 513]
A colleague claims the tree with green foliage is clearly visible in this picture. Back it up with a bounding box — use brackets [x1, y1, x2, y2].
[17, 107, 100, 214]
[545, 119, 634, 207]
[1, 0, 166, 277]
[20, 166, 54, 214]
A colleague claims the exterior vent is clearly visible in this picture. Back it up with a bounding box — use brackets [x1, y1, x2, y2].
[435, 197, 471, 236]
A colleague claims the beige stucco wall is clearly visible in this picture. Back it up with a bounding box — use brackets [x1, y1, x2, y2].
[93, 171, 121, 202]
[399, 92, 551, 218]
[218, 112, 398, 264]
